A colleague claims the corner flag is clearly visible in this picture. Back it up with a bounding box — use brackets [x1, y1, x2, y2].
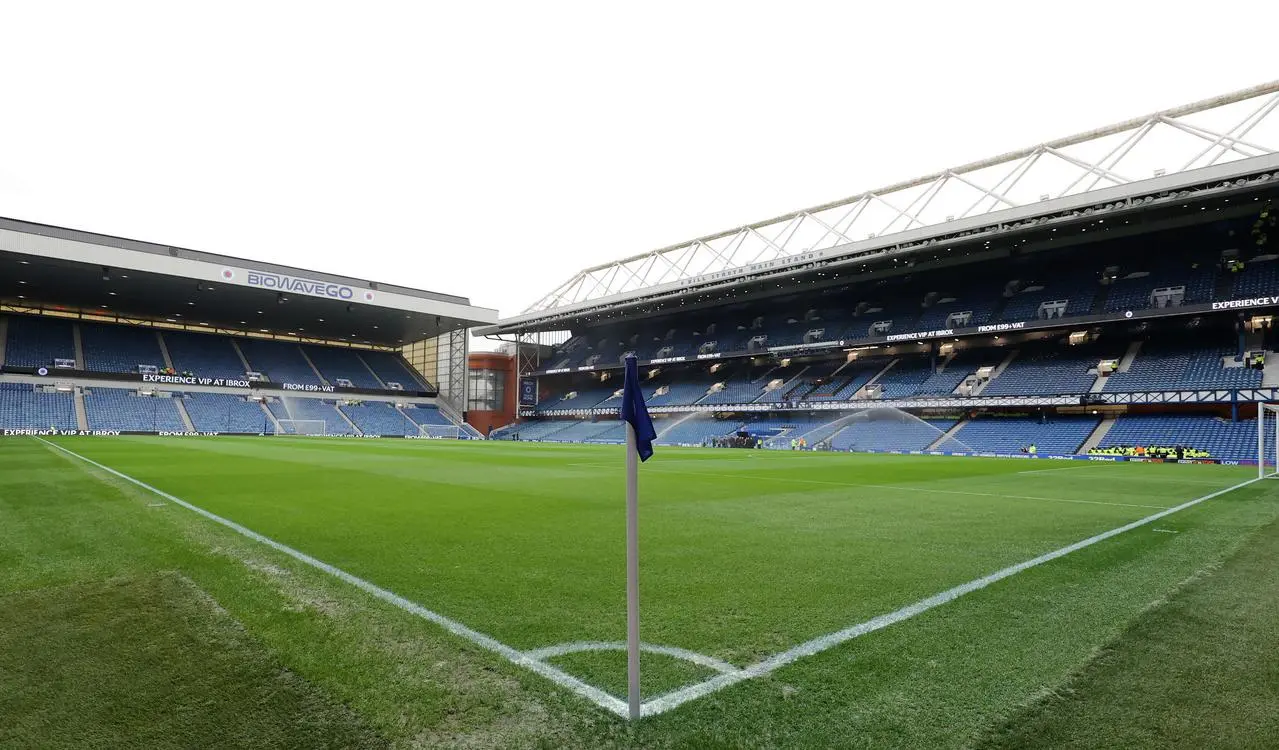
[621, 355, 656, 461]
[620, 354, 653, 720]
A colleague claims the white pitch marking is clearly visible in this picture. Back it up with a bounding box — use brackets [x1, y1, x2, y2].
[525, 641, 742, 676]
[34, 437, 631, 719]
[1152, 528, 1179, 534]
[146, 502, 166, 507]
[638, 475, 1260, 717]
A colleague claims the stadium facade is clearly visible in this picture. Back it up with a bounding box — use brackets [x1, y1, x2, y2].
[478, 81, 1279, 462]
[0, 217, 496, 437]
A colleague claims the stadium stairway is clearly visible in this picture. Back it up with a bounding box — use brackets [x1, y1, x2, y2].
[174, 398, 197, 431]
[1264, 353, 1279, 387]
[1078, 416, 1117, 454]
[72, 322, 85, 369]
[336, 407, 363, 435]
[296, 347, 330, 387]
[795, 412, 867, 447]
[231, 339, 254, 373]
[156, 331, 176, 371]
[356, 353, 389, 389]
[975, 350, 1019, 395]
[259, 400, 283, 433]
[754, 365, 810, 403]
[1118, 340, 1143, 373]
[926, 418, 969, 450]
[859, 359, 900, 394]
[73, 389, 88, 430]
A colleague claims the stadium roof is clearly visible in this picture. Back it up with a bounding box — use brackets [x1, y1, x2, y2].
[0, 217, 497, 348]
[484, 80, 1279, 336]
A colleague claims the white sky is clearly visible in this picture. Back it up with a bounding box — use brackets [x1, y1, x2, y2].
[2, 2, 1275, 350]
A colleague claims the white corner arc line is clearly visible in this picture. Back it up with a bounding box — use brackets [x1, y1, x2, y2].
[34, 438, 631, 719]
[525, 641, 742, 676]
[639, 476, 1260, 717]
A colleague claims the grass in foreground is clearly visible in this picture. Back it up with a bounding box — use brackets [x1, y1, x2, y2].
[0, 574, 382, 749]
[977, 511, 1279, 749]
[3, 435, 1279, 748]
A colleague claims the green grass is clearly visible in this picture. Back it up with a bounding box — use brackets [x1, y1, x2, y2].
[4, 435, 1279, 748]
[976, 510, 1279, 749]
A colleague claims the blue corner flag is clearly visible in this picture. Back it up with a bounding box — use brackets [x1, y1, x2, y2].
[620, 355, 656, 461]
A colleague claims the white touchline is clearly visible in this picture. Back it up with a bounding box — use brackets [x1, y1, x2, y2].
[34, 437, 1262, 721]
[638, 475, 1260, 717]
[34, 437, 632, 719]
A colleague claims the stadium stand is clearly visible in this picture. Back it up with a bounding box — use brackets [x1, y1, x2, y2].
[1099, 415, 1258, 460]
[267, 398, 356, 435]
[4, 316, 76, 369]
[237, 339, 323, 386]
[874, 357, 950, 399]
[830, 417, 957, 452]
[401, 404, 453, 427]
[982, 343, 1115, 397]
[653, 417, 737, 446]
[80, 323, 165, 374]
[164, 331, 249, 380]
[182, 393, 270, 433]
[0, 383, 77, 430]
[339, 401, 418, 436]
[361, 350, 431, 390]
[951, 416, 1100, 456]
[304, 346, 383, 389]
[1230, 257, 1279, 297]
[1104, 263, 1216, 313]
[83, 388, 185, 432]
[1105, 342, 1260, 392]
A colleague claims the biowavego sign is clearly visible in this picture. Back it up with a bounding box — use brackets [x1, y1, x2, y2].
[220, 268, 376, 303]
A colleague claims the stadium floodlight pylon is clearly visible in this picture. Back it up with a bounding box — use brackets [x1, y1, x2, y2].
[1259, 403, 1279, 479]
[276, 419, 327, 437]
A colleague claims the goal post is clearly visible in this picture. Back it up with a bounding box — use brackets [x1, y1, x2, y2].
[417, 424, 463, 439]
[1258, 403, 1279, 479]
[276, 419, 327, 436]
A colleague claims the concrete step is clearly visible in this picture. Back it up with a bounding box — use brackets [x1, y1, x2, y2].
[1118, 340, 1143, 373]
[156, 331, 176, 371]
[1263, 352, 1279, 387]
[230, 339, 253, 374]
[927, 418, 969, 451]
[1079, 416, 1117, 454]
[72, 322, 85, 370]
[74, 388, 89, 431]
[297, 346, 329, 386]
[259, 401, 282, 434]
[173, 397, 196, 431]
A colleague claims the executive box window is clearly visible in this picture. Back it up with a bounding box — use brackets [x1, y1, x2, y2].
[468, 369, 504, 412]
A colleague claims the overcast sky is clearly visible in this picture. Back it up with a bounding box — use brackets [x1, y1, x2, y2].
[2, 2, 1275, 349]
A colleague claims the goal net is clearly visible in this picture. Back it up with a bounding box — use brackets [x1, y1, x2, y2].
[417, 424, 463, 439]
[276, 419, 327, 436]
[1259, 403, 1279, 479]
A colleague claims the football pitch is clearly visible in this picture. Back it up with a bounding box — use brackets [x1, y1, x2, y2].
[5, 436, 1279, 748]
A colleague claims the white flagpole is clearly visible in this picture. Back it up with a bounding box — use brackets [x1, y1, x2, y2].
[625, 421, 641, 720]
